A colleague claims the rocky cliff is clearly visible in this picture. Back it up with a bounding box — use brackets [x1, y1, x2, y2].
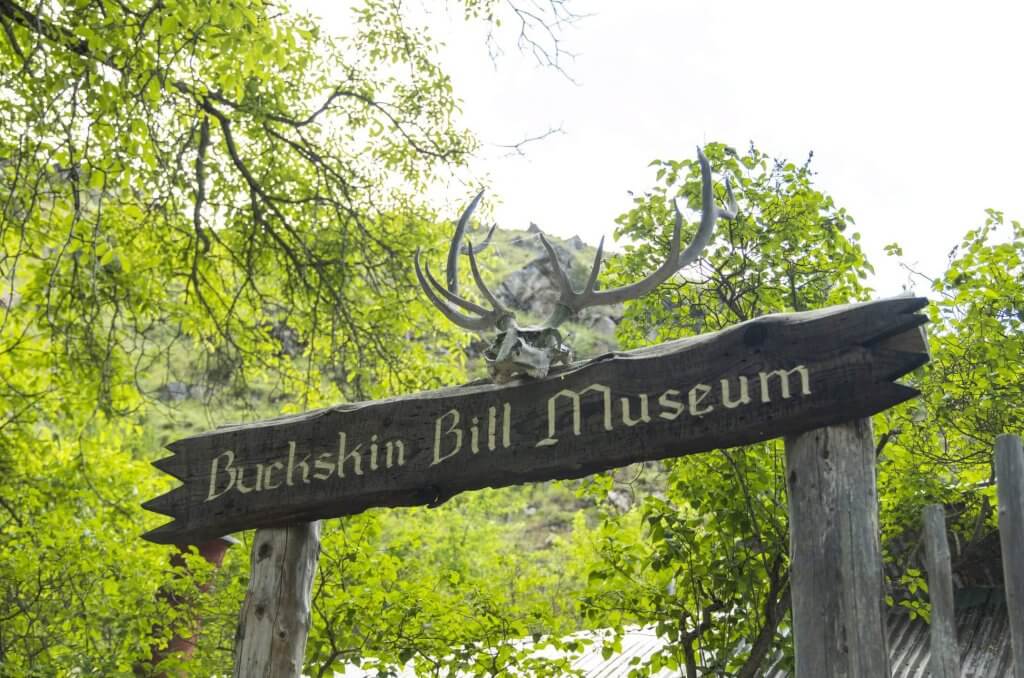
[467, 224, 623, 357]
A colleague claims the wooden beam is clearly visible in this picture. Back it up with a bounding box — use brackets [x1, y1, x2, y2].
[785, 418, 890, 677]
[922, 503, 959, 678]
[232, 522, 321, 678]
[143, 297, 929, 544]
[995, 434, 1024, 678]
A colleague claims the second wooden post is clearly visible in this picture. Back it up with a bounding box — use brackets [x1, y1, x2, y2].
[995, 434, 1024, 678]
[922, 504, 959, 678]
[785, 418, 890, 677]
[233, 521, 322, 678]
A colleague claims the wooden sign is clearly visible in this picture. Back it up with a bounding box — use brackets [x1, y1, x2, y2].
[143, 296, 929, 544]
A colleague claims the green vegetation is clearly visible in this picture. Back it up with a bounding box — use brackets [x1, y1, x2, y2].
[1, 2, 1021, 676]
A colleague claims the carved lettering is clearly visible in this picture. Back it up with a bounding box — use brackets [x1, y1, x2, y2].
[689, 383, 714, 416]
[621, 394, 650, 427]
[433, 409, 462, 466]
[263, 460, 284, 490]
[589, 384, 614, 432]
[235, 462, 262, 494]
[313, 452, 335, 480]
[369, 435, 380, 471]
[487, 406, 497, 450]
[502, 403, 512, 448]
[721, 376, 750, 409]
[337, 432, 363, 477]
[197, 367, 819, 503]
[536, 389, 580, 447]
[658, 389, 685, 421]
[287, 441, 311, 486]
[206, 450, 236, 501]
[536, 384, 612, 447]
[385, 440, 405, 467]
[758, 365, 811, 403]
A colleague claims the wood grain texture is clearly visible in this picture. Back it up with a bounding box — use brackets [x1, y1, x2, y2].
[923, 504, 959, 678]
[232, 521, 320, 678]
[143, 297, 929, 544]
[785, 418, 891, 678]
[995, 434, 1024, 678]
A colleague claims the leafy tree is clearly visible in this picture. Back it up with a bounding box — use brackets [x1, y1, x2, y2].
[579, 144, 1020, 676]
[304, 493, 587, 677]
[0, 0, 575, 673]
[893, 211, 1024, 468]
[2, 0, 1017, 672]
[874, 210, 1024, 619]
[1, 0, 477, 408]
[577, 142, 873, 676]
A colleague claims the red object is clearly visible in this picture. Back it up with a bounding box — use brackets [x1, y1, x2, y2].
[145, 535, 239, 674]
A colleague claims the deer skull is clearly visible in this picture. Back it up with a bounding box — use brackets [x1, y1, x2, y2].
[484, 326, 573, 383]
[415, 148, 737, 383]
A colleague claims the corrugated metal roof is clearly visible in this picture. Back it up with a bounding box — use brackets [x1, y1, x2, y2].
[335, 587, 1012, 677]
[882, 588, 1011, 678]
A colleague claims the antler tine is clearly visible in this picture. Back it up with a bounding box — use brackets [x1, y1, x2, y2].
[446, 189, 485, 293]
[414, 248, 501, 332]
[537, 147, 738, 329]
[537, 233, 576, 296]
[424, 259, 493, 317]
[678, 147, 738, 268]
[466, 241, 509, 314]
[539, 208, 684, 328]
[582, 237, 606, 295]
[460, 223, 496, 255]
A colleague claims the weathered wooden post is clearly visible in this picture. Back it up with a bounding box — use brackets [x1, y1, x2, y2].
[995, 433, 1024, 678]
[922, 503, 959, 678]
[232, 521, 322, 677]
[785, 418, 890, 677]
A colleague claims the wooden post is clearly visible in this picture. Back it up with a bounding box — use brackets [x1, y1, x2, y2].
[233, 521, 321, 678]
[922, 504, 959, 678]
[995, 434, 1024, 678]
[785, 418, 890, 677]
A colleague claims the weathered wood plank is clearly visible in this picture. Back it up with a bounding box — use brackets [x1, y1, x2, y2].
[143, 297, 929, 544]
[995, 434, 1024, 678]
[232, 521, 321, 678]
[923, 503, 959, 678]
[785, 418, 890, 678]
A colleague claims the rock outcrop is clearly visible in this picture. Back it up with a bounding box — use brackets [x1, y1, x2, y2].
[491, 229, 623, 344]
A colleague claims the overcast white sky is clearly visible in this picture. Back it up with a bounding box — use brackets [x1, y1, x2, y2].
[303, 1, 1024, 295]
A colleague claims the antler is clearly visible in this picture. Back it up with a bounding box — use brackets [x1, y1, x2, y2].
[445, 190, 496, 294]
[677, 147, 737, 269]
[414, 246, 514, 332]
[538, 147, 736, 328]
[414, 190, 512, 332]
[415, 147, 736, 335]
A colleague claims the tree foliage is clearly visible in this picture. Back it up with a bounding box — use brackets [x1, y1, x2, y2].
[874, 211, 1024, 621]
[1, 0, 476, 406]
[572, 145, 1020, 676]
[1, 1, 1019, 673]
[0, 0, 477, 672]
[570, 143, 872, 676]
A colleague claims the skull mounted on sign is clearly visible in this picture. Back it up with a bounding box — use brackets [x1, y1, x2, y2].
[415, 148, 737, 383]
